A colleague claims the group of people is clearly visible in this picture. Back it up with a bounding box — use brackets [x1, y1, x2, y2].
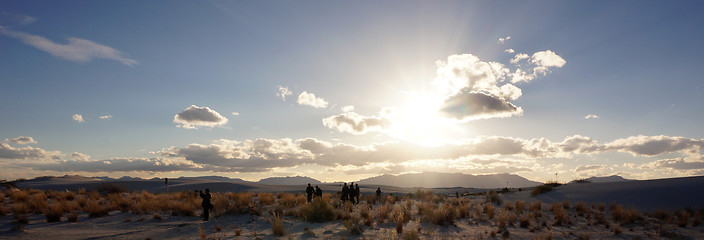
[341, 182, 360, 204]
[305, 183, 323, 202]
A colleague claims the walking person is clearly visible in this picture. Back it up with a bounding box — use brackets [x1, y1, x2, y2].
[306, 183, 314, 203]
[199, 188, 212, 221]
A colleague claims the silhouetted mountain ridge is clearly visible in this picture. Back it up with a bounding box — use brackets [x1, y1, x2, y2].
[258, 176, 322, 185]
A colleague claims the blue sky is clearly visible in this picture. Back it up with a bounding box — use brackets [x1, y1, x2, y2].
[2, 1, 704, 183]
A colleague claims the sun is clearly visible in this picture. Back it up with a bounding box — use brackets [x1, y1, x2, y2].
[386, 93, 462, 145]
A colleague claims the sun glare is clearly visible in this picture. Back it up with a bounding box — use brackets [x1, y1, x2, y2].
[387, 94, 462, 145]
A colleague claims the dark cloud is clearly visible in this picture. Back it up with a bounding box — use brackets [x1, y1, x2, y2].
[606, 135, 704, 156]
[439, 90, 522, 120]
[322, 111, 391, 135]
[0, 143, 53, 160]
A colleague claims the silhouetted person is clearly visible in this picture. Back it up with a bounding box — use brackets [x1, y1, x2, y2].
[375, 187, 381, 203]
[315, 186, 322, 198]
[349, 182, 355, 203]
[341, 183, 349, 201]
[306, 183, 314, 203]
[354, 183, 360, 204]
[199, 188, 212, 221]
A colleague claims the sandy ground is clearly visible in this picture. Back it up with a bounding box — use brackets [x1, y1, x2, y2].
[2, 176, 704, 239]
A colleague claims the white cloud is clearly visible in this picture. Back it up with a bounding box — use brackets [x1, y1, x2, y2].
[72, 114, 84, 123]
[231, 112, 239, 116]
[99, 115, 112, 120]
[297, 91, 328, 108]
[510, 53, 529, 64]
[585, 114, 599, 119]
[70, 152, 91, 161]
[5, 136, 37, 145]
[341, 105, 355, 112]
[322, 111, 392, 135]
[173, 105, 228, 129]
[276, 85, 292, 101]
[498, 36, 511, 44]
[0, 26, 138, 66]
[531, 50, 566, 74]
[504, 49, 515, 53]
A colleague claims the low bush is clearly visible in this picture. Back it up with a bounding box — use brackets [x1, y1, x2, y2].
[531, 185, 553, 197]
[298, 197, 335, 222]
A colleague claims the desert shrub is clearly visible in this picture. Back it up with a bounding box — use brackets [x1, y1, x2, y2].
[96, 183, 127, 194]
[530, 201, 542, 212]
[575, 202, 588, 216]
[519, 215, 531, 228]
[10, 190, 30, 202]
[515, 200, 525, 214]
[650, 209, 671, 223]
[298, 197, 335, 222]
[402, 229, 419, 240]
[610, 204, 641, 225]
[86, 200, 109, 217]
[413, 189, 434, 202]
[677, 210, 691, 227]
[28, 192, 48, 214]
[269, 212, 285, 236]
[67, 212, 78, 222]
[503, 200, 514, 211]
[550, 202, 567, 226]
[486, 190, 501, 204]
[562, 200, 570, 209]
[343, 219, 365, 235]
[257, 193, 275, 206]
[531, 185, 553, 196]
[430, 204, 457, 226]
[484, 203, 496, 220]
[44, 203, 64, 222]
[277, 193, 300, 208]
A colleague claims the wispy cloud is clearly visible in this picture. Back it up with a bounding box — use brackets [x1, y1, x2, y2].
[173, 105, 228, 129]
[585, 114, 599, 119]
[99, 115, 112, 120]
[323, 111, 391, 135]
[0, 26, 138, 66]
[504, 49, 515, 53]
[72, 114, 84, 123]
[297, 91, 328, 108]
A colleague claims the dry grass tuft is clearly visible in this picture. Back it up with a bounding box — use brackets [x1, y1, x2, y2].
[269, 212, 285, 236]
[549, 202, 567, 226]
[44, 203, 64, 222]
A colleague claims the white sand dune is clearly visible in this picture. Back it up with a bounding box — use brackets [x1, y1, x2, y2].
[503, 175, 704, 211]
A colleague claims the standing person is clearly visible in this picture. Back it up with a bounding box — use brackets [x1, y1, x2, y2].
[354, 183, 360, 204]
[306, 183, 314, 203]
[315, 186, 322, 198]
[349, 182, 355, 204]
[375, 187, 381, 204]
[341, 183, 349, 202]
[199, 188, 212, 221]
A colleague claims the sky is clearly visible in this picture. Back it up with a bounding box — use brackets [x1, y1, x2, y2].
[2, 1, 704, 184]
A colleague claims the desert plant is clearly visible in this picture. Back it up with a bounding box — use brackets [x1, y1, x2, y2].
[341, 220, 363, 235]
[550, 202, 567, 226]
[515, 200, 525, 214]
[531, 185, 553, 196]
[269, 212, 285, 236]
[486, 190, 501, 204]
[44, 203, 64, 222]
[575, 202, 588, 216]
[530, 201, 542, 212]
[298, 197, 335, 222]
[677, 210, 691, 228]
[67, 211, 78, 222]
[257, 193, 275, 206]
[402, 229, 419, 240]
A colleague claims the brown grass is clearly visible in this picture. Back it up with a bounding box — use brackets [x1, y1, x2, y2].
[44, 203, 64, 222]
[269, 212, 285, 236]
[549, 202, 567, 226]
[257, 193, 275, 206]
